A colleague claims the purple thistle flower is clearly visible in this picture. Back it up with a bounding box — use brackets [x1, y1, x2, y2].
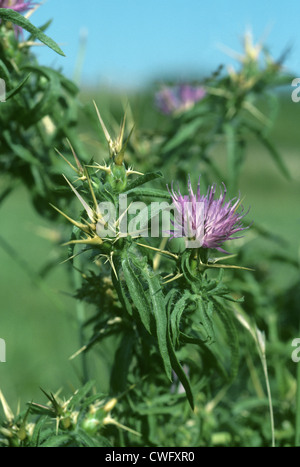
[155, 83, 206, 115]
[167, 177, 250, 252]
[0, 0, 37, 36]
[0, 0, 35, 12]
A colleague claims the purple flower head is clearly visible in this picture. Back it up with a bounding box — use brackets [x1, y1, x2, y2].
[0, 0, 37, 36]
[167, 177, 250, 252]
[155, 83, 206, 115]
[0, 0, 35, 12]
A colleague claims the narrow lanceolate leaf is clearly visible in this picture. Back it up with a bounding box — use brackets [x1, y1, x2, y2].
[196, 298, 215, 342]
[5, 73, 31, 100]
[162, 118, 204, 153]
[167, 332, 194, 410]
[256, 131, 291, 180]
[2, 129, 41, 166]
[166, 291, 194, 409]
[141, 263, 172, 381]
[125, 187, 172, 199]
[121, 254, 152, 333]
[124, 171, 163, 192]
[40, 434, 70, 447]
[110, 330, 135, 393]
[246, 123, 291, 180]
[213, 299, 240, 382]
[169, 290, 191, 346]
[0, 9, 65, 56]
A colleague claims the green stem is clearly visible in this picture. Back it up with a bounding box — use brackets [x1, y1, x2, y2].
[260, 349, 275, 447]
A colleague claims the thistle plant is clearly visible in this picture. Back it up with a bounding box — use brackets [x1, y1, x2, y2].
[155, 83, 206, 115]
[132, 31, 293, 196]
[45, 101, 253, 416]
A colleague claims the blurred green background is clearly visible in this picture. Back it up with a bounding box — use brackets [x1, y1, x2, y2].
[0, 87, 299, 411]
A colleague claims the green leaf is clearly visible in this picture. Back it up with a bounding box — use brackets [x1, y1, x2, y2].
[68, 381, 95, 410]
[75, 429, 112, 447]
[121, 253, 152, 333]
[20, 66, 61, 126]
[0, 9, 65, 56]
[112, 260, 133, 317]
[169, 290, 191, 346]
[127, 197, 171, 236]
[224, 122, 245, 193]
[121, 248, 173, 381]
[2, 129, 41, 166]
[30, 417, 48, 447]
[167, 332, 194, 410]
[256, 130, 291, 180]
[213, 299, 240, 381]
[125, 187, 171, 199]
[124, 171, 163, 192]
[5, 73, 31, 100]
[162, 118, 204, 153]
[196, 298, 215, 342]
[110, 330, 134, 393]
[40, 434, 70, 447]
[166, 290, 195, 409]
[140, 262, 172, 381]
[245, 122, 291, 180]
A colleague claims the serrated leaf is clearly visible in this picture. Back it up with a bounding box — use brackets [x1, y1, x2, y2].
[0, 9, 65, 56]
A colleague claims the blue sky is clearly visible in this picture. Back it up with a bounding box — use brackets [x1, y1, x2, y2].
[29, 0, 300, 89]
